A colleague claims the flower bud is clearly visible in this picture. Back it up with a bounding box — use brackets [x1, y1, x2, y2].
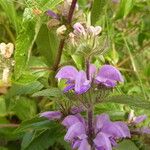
[73, 23, 85, 35]
[56, 25, 67, 35]
[87, 26, 102, 36]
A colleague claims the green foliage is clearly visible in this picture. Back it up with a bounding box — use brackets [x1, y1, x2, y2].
[36, 25, 59, 66]
[105, 95, 150, 110]
[91, 0, 107, 25]
[115, 0, 134, 19]
[0, 0, 20, 33]
[13, 97, 37, 121]
[0, 0, 150, 149]
[117, 139, 138, 150]
[32, 88, 63, 98]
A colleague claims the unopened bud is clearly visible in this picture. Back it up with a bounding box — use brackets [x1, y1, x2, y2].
[73, 23, 85, 35]
[56, 25, 67, 35]
[87, 26, 102, 36]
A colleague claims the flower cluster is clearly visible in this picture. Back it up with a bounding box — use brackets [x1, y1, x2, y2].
[62, 113, 130, 150]
[56, 64, 123, 94]
[41, 111, 130, 150]
[69, 23, 102, 48]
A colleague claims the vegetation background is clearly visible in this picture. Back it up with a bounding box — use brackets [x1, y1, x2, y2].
[0, 0, 150, 150]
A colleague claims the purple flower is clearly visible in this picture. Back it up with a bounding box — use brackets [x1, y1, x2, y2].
[56, 66, 90, 94]
[62, 113, 130, 150]
[40, 111, 62, 120]
[56, 64, 123, 94]
[95, 65, 124, 87]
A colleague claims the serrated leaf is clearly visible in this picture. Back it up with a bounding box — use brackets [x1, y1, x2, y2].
[15, 117, 53, 133]
[6, 81, 44, 98]
[105, 95, 150, 110]
[23, 127, 65, 150]
[14, 17, 41, 79]
[13, 97, 37, 121]
[36, 25, 59, 66]
[32, 88, 63, 98]
[91, 0, 107, 25]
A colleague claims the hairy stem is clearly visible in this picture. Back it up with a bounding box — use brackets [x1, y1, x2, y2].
[87, 105, 94, 149]
[52, 0, 78, 71]
[86, 58, 90, 80]
[86, 57, 94, 148]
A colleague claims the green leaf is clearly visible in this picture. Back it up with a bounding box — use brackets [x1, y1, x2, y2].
[0, 97, 6, 116]
[36, 25, 59, 66]
[115, 0, 134, 20]
[15, 117, 53, 133]
[6, 81, 44, 98]
[22, 127, 65, 150]
[0, 0, 20, 33]
[91, 0, 107, 25]
[105, 95, 150, 110]
[13, 97, 37, 121]
[32, 88, 63, 98]
[116, 139, 138, 150]
[14, 14, 41, 79]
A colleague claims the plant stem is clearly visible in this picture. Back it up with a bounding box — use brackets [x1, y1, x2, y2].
[67, 0, 78, 24]
[52, 38, 65, 71]
[52, 0, 78, 71]
[86, 57, 94, 148]
[87, 105, 94, 148]
[86, 58, 90, 80]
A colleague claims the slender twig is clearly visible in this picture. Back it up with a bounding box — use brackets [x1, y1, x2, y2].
[117, 42, 150, 67]
[52, 0, 78, 71]
[30, 67, 52, 71]
[0, 124, 19, 128]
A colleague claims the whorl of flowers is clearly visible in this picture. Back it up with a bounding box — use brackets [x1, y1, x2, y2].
[55, 64, 123, 94]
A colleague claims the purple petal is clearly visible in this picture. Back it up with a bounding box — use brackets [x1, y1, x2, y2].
[40, 111, 62, 120]
[94, 132, 112, 150]
[133, 115, 147, 124]
[115, 122, 131, 138]
[64, 122, 86, 142]
[78, 139, 91, 150]
[96, 65, 123, 87]
[55, 66, 78, 81]
[102, 121, 130, 138]
[46, 10, 59, 19]
[75, 71, 91, 94]
[95, 114, 110, 132]
[95, 76, 116, 87]
[72, 140, 81, 149]
[62, 115, 81, 129]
